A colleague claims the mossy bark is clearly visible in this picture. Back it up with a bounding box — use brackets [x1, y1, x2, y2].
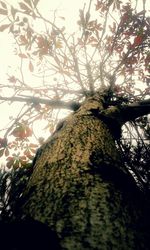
[20, 94, 149, 249]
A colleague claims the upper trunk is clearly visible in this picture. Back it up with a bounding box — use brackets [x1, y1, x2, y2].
[18, 93, 149, 249]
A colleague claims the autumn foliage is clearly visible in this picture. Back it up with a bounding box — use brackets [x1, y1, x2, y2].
[0, 0, 149, 174]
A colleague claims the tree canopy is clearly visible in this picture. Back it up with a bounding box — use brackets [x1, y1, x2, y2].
[0, 0, 149, 193]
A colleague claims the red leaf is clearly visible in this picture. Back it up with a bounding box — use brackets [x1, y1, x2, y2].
[37, 36, 46, 48]
[120, 13, 129, 25]
[29, 61, 34, 72]
[27, 154, 34, 160]
[0, 137, 7, 147]
[6, 156, 13, 161]
[29, 143, 38, 148]
[30, 148, 36, 154]
[18, 53, 28, 58]
[133, 36, 143, 47]
[95, 0, 102, 11]
[6, 161, 13, 168]
[5, 148, 9, 157]
[11, 127, 24, 138]
[25, 126, 32, 136]
[19, 35, 28, 44]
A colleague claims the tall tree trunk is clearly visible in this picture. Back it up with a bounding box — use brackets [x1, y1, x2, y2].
[20, 94, 149, 249]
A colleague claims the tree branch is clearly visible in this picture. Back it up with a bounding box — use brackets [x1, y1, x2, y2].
[99, 98, 150, 128]
[0, 96, 80, 111]
[121, 99, 150, 123]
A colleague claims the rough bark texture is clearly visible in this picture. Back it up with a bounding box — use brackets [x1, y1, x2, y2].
[20, 93, 149, 249]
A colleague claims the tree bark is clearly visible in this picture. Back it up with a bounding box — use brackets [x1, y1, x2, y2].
[19, 93, 149, 250]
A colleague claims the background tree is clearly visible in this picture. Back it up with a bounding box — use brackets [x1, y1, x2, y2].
[0, 0, 150, 249]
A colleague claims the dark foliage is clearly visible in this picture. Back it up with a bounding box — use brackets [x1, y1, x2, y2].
[119, 116, 150, 197]
[0, 164, 33, 219]
[0, 219, 61, 250]
[121, 141, 150, 196]
[0, 165, 61, 250]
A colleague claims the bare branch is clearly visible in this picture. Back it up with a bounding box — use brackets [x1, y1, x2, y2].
[0, 95, 80, 111]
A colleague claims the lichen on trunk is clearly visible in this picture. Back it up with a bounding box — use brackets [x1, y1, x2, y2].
[20, 93, 149, 249]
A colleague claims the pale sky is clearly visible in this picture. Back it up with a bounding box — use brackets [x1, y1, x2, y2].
[0, 0, 86, 78]
[0, 0, 149, 138]
[0, 0, 86, 133]
[0, 0, 149, 166]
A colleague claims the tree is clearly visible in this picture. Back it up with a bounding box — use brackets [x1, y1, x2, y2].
[0, 0, 150, 249]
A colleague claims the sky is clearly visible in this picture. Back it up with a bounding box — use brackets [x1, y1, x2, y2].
[0, 0, 149, 166]
[0, 0, 85, 79]
[0, 0, 149, 139]
[0, 0, 86, 134]
[0, 0, 89, 166]
[0, 0, 86, 77]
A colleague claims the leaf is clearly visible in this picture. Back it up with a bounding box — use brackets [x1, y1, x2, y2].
[32, 0, 40, 7]
[0, 148, 4, 157]
[11, 6, 17, 19]
[11, 127, 22, 137]
[0, 8, 7, 15]
[4, 148, 9, 157]
[62, 70, 71, 76]
[19, 35, 28, 44]
[29, 143, 38, 148]
[8, 75, 17, 83]
[0, 24, 10, 32]
[6, 159, 14, 169]
[29, 61, 34, 72]
[59, 16, 65, 20]
[133, 35, 143, 47]
[29, 147, 36, 154]
[23, 0, 32, 7]
[18, 53, 28, 58]
[0, 137, 7, 147]
[25, 126, 32, 136]
[19, 2, 31, 12]
[0, 1, 7, 9]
